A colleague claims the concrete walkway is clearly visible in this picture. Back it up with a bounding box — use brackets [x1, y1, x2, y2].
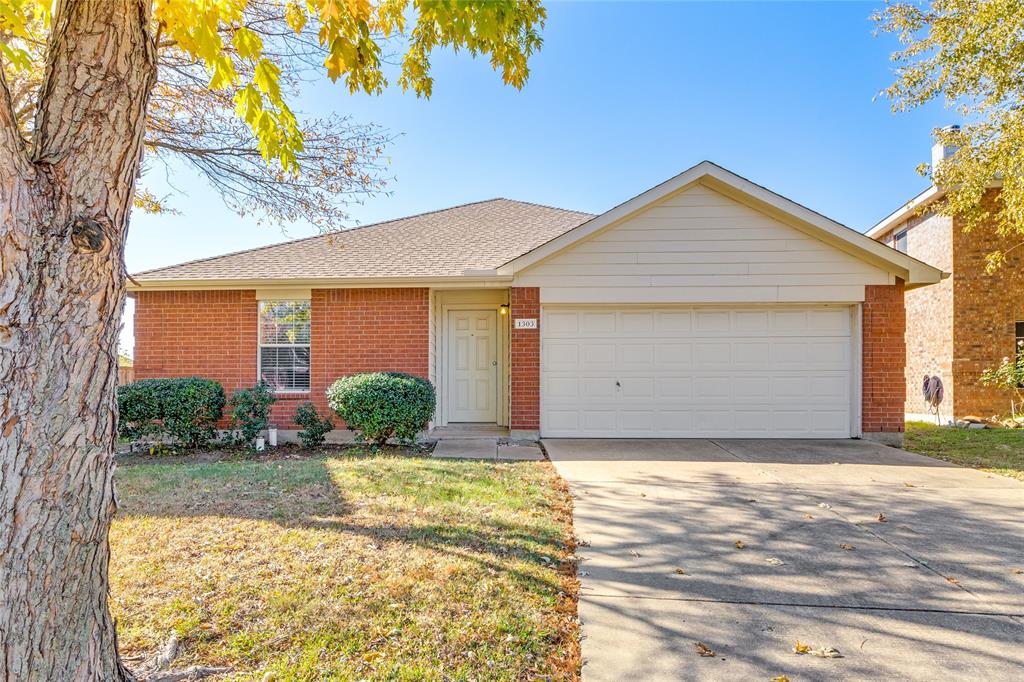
[432, 438, 544, 461]
[545, 438, 1024, 681]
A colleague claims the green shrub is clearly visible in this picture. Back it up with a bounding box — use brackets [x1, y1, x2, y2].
[117, 377, 225, 448]
[229, 382, 277, 445]
[294, 401, 334, 448]
[327, 372, 435, 445]
[980, 348, 1024, 420]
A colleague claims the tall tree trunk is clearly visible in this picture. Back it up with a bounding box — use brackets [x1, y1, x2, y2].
[0, 1, 156, 679]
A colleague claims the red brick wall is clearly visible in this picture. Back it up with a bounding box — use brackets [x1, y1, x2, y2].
[310, 288, 430, 422]
[879, 212, 955, 417]
[133, 290, 258, 426]
[951, 190, 1024, 417]
[862, 280, 907, 434]
[133, 287, 431, 428]
[509, 287, 540, 432]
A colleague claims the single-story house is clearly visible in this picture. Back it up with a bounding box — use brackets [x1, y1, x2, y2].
[867, 140, 1023, 421]
[129, 161, 943, 445]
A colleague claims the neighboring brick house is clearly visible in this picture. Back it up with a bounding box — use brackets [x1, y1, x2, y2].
[868, 149, 1023, 420]
[130, 161, 942, 445]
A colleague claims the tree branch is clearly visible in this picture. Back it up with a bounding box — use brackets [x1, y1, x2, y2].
[0, 60, 30, 178]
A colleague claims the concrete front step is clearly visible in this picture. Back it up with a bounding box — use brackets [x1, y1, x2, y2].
[432, 439, 544, 461]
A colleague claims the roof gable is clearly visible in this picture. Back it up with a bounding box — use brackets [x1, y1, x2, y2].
[501, 161, 944, 288]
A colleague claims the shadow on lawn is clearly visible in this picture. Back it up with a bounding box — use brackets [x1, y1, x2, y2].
[114, 454, 567, 592]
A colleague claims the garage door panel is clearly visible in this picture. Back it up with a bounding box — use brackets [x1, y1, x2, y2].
[544, 343, 579, 368]
[583, 411, 616, 431]
[734, 310, 770, 330]
[737, 376, 771, 398]
[619, 344, 654, 367]
[580, 311, 616, 333]
[694, 342, 730, 363]
[541, 306, 853, 438]
[656, 311, 693, 332]
[582, 344, 615, 367]
[620, 377, 655, 398]
[654, 343, 693, 366]
[658, 377, 692, 398]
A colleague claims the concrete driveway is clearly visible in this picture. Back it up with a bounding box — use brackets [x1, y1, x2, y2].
[545, 438, 1024, 681]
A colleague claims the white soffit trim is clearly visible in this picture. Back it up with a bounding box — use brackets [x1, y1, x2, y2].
[865, 184, 944, 240]
[255, 288, 312, 301]
[500, 161, 944, 288]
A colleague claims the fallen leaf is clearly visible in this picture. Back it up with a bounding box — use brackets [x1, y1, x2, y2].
[838, 543, 855, 551]
[793, 640, 811, 655]
[673, 568, 687, 575]
[766, 557, 785, 566]
[629, 549, 641, 558]
[904, 482, 916, 488]
[770, 677, 791, 682]
[804, 513, 814, 519]
[1013, 568, 1023, 575]
[811, 646, 843, 659]
[946, 576, 961, 586]
[877, 513, 887, 522]
[818, 503, 832, 510]
[640, 492, 647, 497]
[694, 641, 716, 657]
[734, 540, 746, 549]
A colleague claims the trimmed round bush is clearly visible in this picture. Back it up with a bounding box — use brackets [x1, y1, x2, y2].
[117, 377, 225, 448]
[327, 372, 435, 445]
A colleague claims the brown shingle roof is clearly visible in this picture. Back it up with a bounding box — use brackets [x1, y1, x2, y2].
[133, 199, 594, 282]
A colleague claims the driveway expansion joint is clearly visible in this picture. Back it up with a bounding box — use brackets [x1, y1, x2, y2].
[582, 593, 1024, 619]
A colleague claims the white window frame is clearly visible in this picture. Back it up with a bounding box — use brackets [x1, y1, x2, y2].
[257, 299, 311, 393]
[893, 229, 909, 254]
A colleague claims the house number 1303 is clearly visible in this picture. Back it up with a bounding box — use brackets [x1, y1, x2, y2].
[514, 318, 538, 329]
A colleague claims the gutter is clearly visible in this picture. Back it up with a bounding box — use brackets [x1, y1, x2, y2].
[126, 272, 514, 294]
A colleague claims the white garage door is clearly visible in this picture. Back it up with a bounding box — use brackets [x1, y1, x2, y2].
[541, 306, 854, 438]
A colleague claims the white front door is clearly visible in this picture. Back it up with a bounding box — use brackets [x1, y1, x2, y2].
[448, 310, 498, 422]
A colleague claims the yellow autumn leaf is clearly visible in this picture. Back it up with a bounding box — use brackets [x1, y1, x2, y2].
[284, 1, 306, 33]
[734, 540, 746, 549]
[232, 25, 263, 60]
[793, 640, 811, 655]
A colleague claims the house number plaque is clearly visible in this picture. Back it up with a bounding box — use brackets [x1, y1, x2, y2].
[514, 318, 538, 329]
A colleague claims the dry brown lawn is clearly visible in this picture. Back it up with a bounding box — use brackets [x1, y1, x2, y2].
[110, 451, 578, 680]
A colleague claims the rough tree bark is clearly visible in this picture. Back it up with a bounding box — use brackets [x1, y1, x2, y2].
[0, 1, 157, 679]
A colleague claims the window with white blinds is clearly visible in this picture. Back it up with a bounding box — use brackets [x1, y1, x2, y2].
[258, 300, 311, 392]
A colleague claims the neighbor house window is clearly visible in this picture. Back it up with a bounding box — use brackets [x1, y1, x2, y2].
[894, 229, 908, 254]
[258, 300, 311, 392]
[1017, 321, 1024, 354]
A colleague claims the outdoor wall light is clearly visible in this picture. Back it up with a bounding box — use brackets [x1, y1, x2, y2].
[500, 304, 509, 315]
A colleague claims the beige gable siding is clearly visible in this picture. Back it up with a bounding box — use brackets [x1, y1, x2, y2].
[513, 183, 893, 304]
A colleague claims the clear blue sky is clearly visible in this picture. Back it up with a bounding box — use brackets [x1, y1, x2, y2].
[123, 0, 949, 351]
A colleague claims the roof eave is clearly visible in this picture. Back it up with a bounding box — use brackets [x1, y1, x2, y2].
[866, 184, 945, 239]
[126, 273, 514, 293]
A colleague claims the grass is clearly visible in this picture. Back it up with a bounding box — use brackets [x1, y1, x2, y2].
[110, 451, 578, 680]
[904, 420, 1024, 481]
